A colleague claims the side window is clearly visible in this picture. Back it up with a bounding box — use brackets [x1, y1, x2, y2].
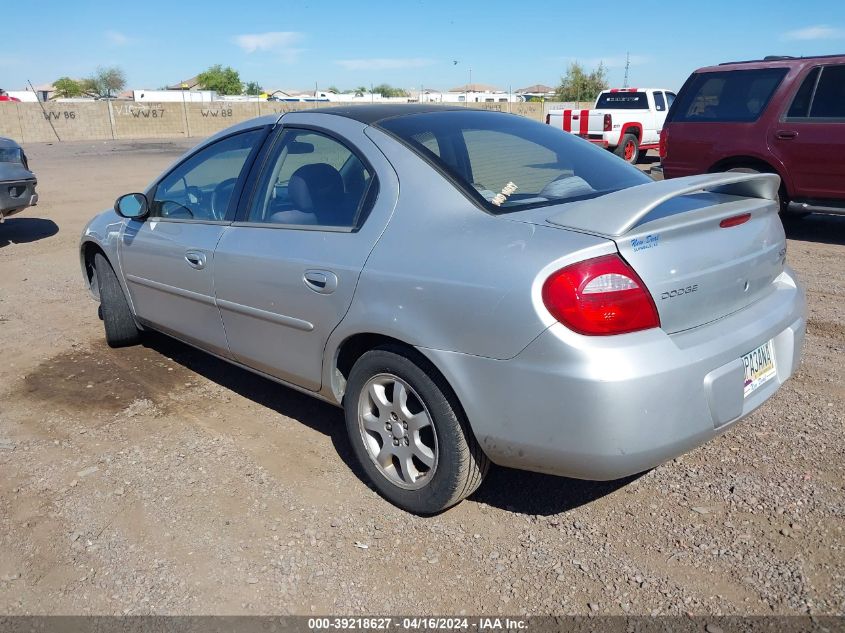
[153, 129, 262, 220]
[248, 129, 374, 228]
[673, 69, 786, 122]
[809, 65, 845, 118]
[654, 92, 666, 111]
[787, 68, 820, 118]
[665, 92, 676, 108]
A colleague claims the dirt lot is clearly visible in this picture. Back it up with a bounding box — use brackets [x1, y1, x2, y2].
[0, 140, 842, 616]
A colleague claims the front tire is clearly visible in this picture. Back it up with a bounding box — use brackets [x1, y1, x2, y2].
[614, 133, 640, 164]
[94, 253, 141, 348]
[344, 346, 488, 514]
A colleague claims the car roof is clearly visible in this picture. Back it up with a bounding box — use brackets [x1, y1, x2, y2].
[304, 104, 469, 125]
[696, 53, 845, 73]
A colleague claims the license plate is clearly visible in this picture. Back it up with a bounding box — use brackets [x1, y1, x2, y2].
[742, 339, 777, 398]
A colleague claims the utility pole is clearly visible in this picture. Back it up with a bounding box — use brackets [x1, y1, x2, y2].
[623, 52, 630, 89]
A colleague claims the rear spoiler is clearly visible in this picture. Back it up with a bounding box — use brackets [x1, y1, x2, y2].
[547, 172, 780, 237]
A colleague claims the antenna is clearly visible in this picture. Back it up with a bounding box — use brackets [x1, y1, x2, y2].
[623, 52, 630, 89]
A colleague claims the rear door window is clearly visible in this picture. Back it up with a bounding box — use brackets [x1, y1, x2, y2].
[786, 68, 821, 118]
[595, 92, 649, 109]
[809, 64, 845, 118]
[671, 68, 787, 122]
[247, 129, 374, 228]
[654, 92, 666, 111]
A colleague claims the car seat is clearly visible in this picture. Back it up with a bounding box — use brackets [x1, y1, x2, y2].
[270, 163, 352, 226]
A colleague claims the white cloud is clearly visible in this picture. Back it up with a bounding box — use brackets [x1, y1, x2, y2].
[233, 31, 304, 63]
[234, 31, 302, 52]
[335, 58, 435, 71]
[105, 30, 131, 46]
[782, 24, 844, 40]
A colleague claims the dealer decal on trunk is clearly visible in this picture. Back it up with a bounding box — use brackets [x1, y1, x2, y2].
[631, 234, 660, 252]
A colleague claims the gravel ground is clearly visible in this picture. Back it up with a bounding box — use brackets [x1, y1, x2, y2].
[0, 140, 842, 616]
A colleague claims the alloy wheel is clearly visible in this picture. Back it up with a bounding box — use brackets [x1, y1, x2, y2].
[357, 373, 438, 489]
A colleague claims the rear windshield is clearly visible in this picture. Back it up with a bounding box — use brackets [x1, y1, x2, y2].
[377, 110, 650, 214]
[0, 147, 23, 164]
[595, 92, 649, 109]
[670, 68, 787, 122]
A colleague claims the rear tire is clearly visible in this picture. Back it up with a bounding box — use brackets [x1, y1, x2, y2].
[95, 253, 141, 348]
[614, 133, 640, 164]
[343, 345, 488, 514]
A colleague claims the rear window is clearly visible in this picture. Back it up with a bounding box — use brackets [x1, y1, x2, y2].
[0, 147, 23, 164]
[377, 110, 650, 214]
[670, 68, 787, 122]
[595, 92, 649, 109]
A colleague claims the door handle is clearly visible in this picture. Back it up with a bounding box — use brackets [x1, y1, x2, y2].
[303, 269, 338, 294]
[184, 250, 207, 270]
[776, 130, 797, 140]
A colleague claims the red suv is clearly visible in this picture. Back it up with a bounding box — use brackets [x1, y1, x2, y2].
[660, 54, 845, 216]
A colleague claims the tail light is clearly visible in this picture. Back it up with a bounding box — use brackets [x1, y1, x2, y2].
[659, 128, 667, 159]
[545, 113, 550, 125]
[603, 113, 612, 132]
[542, 254, 660, 335]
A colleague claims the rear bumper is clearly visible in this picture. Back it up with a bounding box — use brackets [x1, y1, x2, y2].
[421, 268, 806, 480]
[0, 178, 38, 217]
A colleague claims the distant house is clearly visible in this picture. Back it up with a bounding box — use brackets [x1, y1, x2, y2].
[449, 83, 501, 94]
[516, 84, 556, 101]
[165, 76, 201, 90]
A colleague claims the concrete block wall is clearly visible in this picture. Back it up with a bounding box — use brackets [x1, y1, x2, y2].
[111, 102, 187, 139]
[1, 101, 549, 144]
[185, 102, 260, 138]
[3, 102, 112, 143]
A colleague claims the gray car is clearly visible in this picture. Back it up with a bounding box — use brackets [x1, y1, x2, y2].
[0, 137, 38, 220]
[79, 106, 806, 513]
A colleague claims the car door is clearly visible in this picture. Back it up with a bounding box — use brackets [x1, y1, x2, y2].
[119, 127, 266, 355]
[773, 64, 845, 200]
[213, 119, 398, 391]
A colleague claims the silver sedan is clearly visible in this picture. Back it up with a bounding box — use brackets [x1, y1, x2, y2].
[80, 106, 806, 513]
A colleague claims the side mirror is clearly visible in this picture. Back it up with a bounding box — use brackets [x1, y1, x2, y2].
[114, 193, 149, 220]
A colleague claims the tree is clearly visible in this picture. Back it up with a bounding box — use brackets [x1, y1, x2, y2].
[244, 81, 263, 95]
[372, 83, 409, 98]
[53, 77, 83, 98]
[326, 85, 340, 94]
[82, 66, 126, 98]
[197, 65, 243, 95]
[354, 86, 368, 96]
[555, 62, 609, 102]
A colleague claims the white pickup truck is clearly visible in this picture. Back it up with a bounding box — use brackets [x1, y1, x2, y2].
[546, 88, 676, 163]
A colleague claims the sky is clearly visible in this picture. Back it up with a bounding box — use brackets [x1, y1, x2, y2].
[2, 0, 845, 94]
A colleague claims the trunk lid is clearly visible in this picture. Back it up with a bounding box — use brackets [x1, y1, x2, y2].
[612, 193, 784, 333]
[511, 173, 787, 334]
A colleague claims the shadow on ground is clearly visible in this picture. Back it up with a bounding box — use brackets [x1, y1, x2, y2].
[141, 331, 635, 517]
[0, 217, 59, 248]
[783, 213, 845, 246]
